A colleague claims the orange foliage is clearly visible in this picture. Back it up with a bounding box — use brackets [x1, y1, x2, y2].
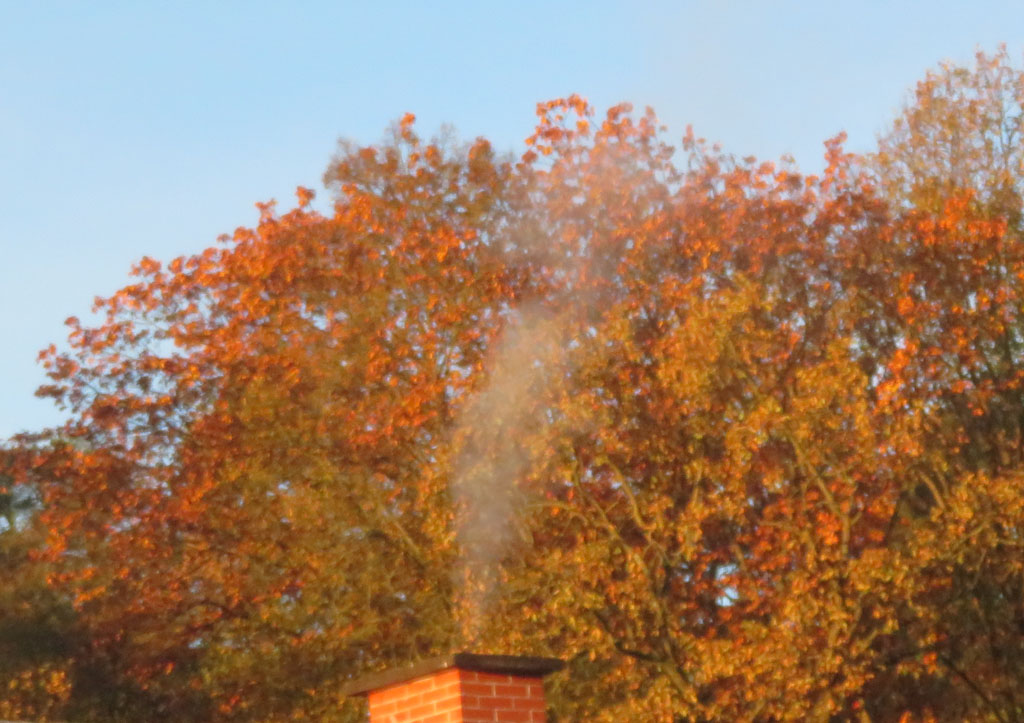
[9, 53, 1024, 720]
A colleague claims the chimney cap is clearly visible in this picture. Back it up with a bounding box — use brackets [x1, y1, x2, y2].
[341, 652, 564, 696]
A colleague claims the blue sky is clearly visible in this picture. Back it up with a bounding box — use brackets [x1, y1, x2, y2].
[3, 1, 1024, 438]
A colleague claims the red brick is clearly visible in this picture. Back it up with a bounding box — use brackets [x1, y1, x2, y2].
[409, 677, 437, 695]
[370, 700, 398, 715]
[495, 710, 533, 722]
[494, 682, 530, 696]
[365, 664, 550, 722]
[370, 687, 403, 705]
[460, 681, 497, 697]
[433, 684, 461, 701]
[433, 669, 461, 686]
[478, 696, 515, 709]
[408, 702, 438, 719]
[512, 696, 545, 710]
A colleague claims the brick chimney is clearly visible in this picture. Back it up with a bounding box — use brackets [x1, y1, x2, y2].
[342, 652, 563, 723]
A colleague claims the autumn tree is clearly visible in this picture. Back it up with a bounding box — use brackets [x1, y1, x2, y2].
[0, 448, 74, 722]
[472, 93, 1024, 720]
[861, 47, 1024, 720]
[461, 101, 917, 720]
[23, 117, 531, 721]
[875, 46, 1024, 219]
[11, 51, 1024, 723]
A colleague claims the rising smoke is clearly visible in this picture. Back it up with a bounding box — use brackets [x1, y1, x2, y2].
[450, 302, 573, 645]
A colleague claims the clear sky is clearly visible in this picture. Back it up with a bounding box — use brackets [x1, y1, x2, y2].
[3, 1, 1024, 438]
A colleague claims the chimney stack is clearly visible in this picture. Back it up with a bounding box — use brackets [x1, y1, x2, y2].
[343, 652, 563, 722]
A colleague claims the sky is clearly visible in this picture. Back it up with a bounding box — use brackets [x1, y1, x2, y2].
[3, 1, 1024, 438]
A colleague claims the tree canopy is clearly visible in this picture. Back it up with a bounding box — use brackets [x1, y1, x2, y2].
[7, 51, 1024, 721]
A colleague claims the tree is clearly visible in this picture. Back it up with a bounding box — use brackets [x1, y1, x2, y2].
[26, 117, 530, 720]
[875, 46, 1024, 220]
[460, 94, 1024, 720]
[0, 448, 74, 722]
[865, 47, 1024, 721]
[464, 102, 924, 720]
[13, 59, 1024, 721]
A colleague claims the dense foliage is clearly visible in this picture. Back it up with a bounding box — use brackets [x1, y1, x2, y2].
[6, 50, 1024, 721]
